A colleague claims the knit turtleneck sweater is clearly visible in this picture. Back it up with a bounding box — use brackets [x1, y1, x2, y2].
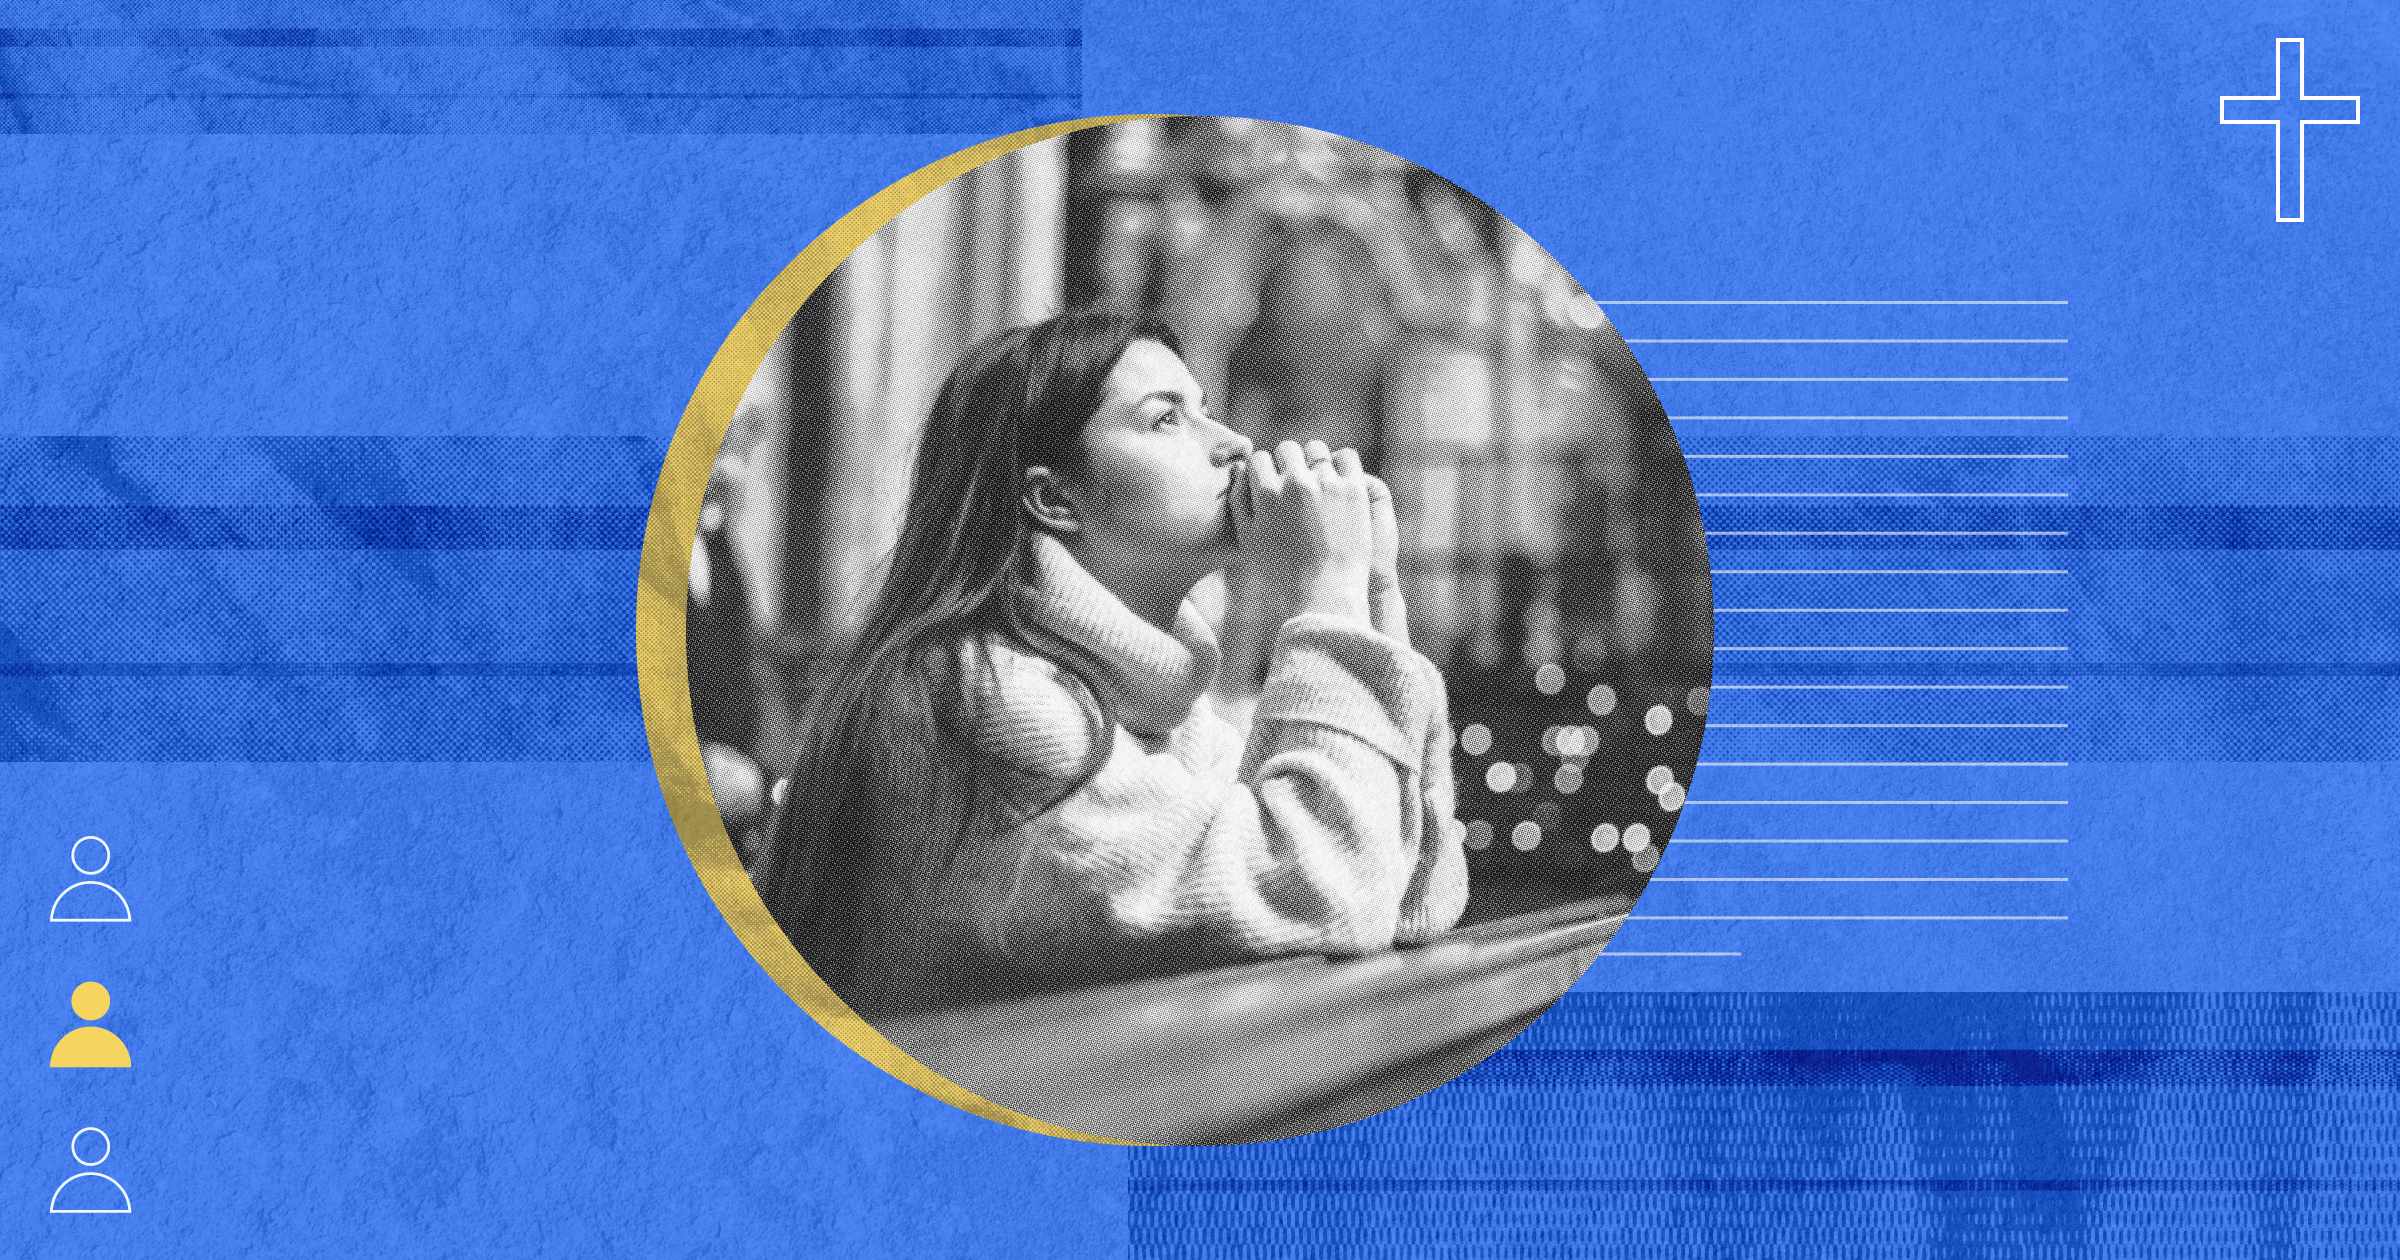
[843, 533, 1468, 1020]
[1016, 532, 1223, 738]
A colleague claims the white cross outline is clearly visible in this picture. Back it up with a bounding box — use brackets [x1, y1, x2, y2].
[2220, 38, 2362, 222]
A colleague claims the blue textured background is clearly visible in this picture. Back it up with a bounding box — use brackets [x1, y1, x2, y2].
[7, 0, 2397, 1254]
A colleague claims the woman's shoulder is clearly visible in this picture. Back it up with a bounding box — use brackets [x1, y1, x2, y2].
[948, 631, 1111, 778]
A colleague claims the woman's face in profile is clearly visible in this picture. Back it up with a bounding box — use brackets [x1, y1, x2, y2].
[1067, 339, 1253, 570]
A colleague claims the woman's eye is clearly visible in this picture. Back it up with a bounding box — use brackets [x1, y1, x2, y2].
[1151, 410, 1183, 430]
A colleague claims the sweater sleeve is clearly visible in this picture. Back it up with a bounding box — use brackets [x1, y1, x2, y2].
[966, 614, 1469, 984]
[1396, 660, 1470, 945]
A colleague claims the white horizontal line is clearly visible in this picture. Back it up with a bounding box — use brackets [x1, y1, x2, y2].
[1706, 723, 2068, 728]
[1712, 684, 2069, 689]
[1680, 420, 2073, 424]
[1687, 800, 2069, 805]
[1713, 570, 2071, 574]
[1651, 877, 2068, 883]
[1717, 607, 2069, 612]
[1706, 531, 2070, 536]
[1627, 338, 2069, 343]
[1697, 492, 2068, 498]
[1599, 951, 1744, 956]
[1689, 448, 2064, 453]
[1596, 300, 2069, 305]
[1698, 762, 2072, 766]
[1656, 377, 2067, 382]
[1628, 915, 2070, 921]
[1671, 838, 2067, 843]
[1717, 646, 2069, 651]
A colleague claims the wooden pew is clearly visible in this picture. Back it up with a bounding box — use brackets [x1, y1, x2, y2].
[876, 895, 1628, 1145]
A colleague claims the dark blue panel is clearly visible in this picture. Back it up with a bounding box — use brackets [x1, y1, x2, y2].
[0, 551, 640, 665]
[0, 674, 645, 759]
[0, 437, 665, 505]
[1135, 995, 2400, 1258]
[0, 506, 644, 547]
[0, 22, 1079, 132]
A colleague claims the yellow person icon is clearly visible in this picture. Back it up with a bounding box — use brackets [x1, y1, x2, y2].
[50, 982, 131, 1069]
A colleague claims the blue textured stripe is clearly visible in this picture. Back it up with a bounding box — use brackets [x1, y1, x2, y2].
[0, 505, 644, 547]
[0, 662, 634, 675]
[0, 24, 1080, 132]
[1529, 992, 2400, 1047]
[1133, 994, 2400, 1258]
[1139, 1178, 2400, 1192]
[0, 436, 665, 505]
[0, 674, 644, 760]
[1129, 1188, 2400, 1259]
[0, 27, 1081, 46]
[1463, 1048, 2400, 1087]
[0, 97, 1080, 135]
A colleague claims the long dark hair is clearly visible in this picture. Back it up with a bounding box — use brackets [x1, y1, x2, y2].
[755, 308, 1182, 1003]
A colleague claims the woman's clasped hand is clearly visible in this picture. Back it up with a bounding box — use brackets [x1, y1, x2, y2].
[1229, 437, 1399, 632]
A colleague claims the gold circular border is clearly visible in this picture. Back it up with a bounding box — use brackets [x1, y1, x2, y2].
[637, 116, 1166, 1146]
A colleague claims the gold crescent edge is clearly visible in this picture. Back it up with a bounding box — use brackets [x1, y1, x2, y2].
[636, 115, 1172, 1147]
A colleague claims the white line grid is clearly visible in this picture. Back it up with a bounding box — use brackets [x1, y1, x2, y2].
[1630, 339, 2068, 344]
[1670, 838, 2067, 844]
[1592, 300, 2068, 305]
[1653, 877, 2068, 883]
[1686, 801, 2069, 806]
[2219, 38, 2362, 223]
[1630, 916, 2069, 921]
[1706, 531, 2068, 536]
[1697, 492, 2068, 498]
[1680, 420, 2073, 424]
[1680, 458, 2073, 463]
[1588, 298, 2073, 960]
[1713, 570, 2069, 574]
[1715, 608, 2071, 612]
[1714, 646, 2069, 652]
[1654, 376, 2066, 382]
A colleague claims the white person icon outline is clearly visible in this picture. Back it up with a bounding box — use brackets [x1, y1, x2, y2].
[50, 836, 131, 924]
[50, 1128, 131, 1215]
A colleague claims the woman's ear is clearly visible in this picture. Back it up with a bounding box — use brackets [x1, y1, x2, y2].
[1021, 466, 1083, 535]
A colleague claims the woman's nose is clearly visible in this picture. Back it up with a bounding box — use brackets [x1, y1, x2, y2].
[1211, 432, 1254, 465]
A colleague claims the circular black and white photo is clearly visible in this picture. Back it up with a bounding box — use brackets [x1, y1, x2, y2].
[682, 118, 1711, 1143]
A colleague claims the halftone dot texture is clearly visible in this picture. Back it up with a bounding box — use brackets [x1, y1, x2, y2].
[1133, 994, 2400, 1259]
